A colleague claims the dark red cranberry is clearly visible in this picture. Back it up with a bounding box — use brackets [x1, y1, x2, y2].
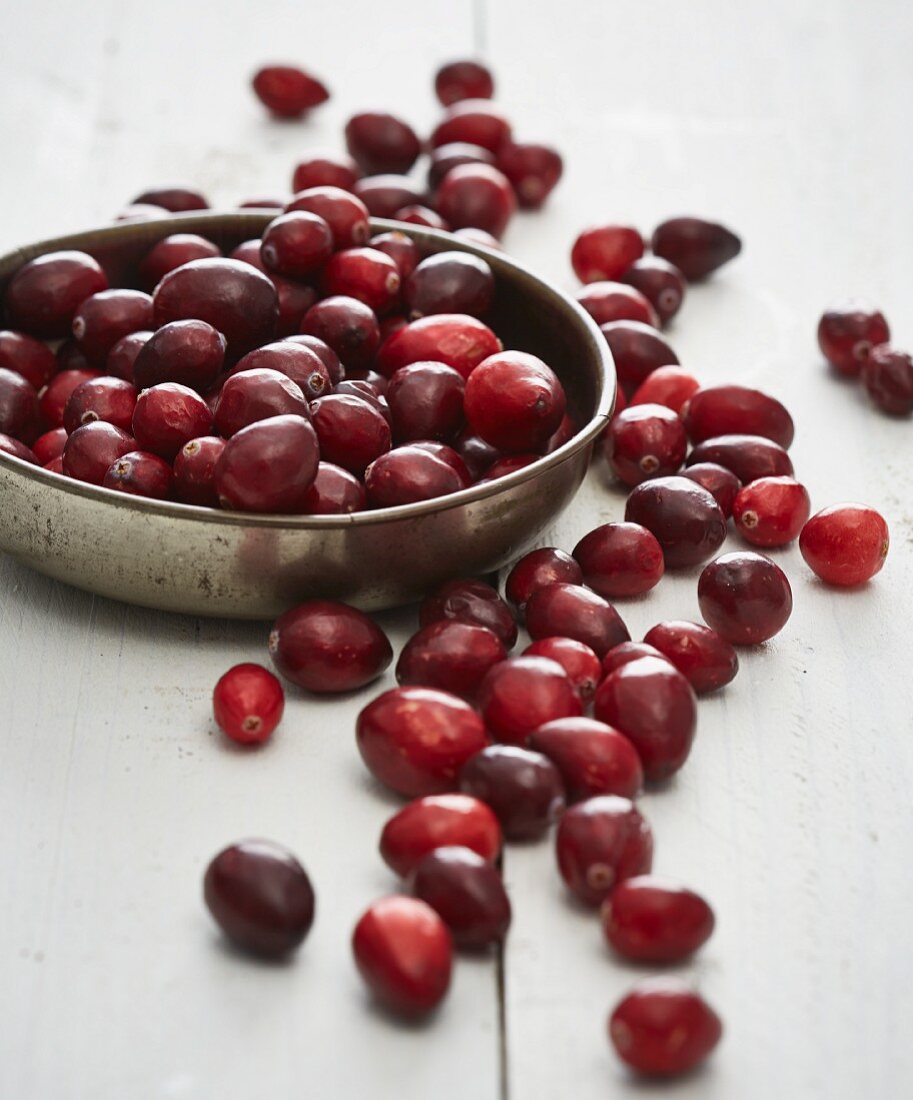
[261, 211, 333, 277]
[394, 205, 449, 231]
[106, 330, 152, 383]
[577, 282, 658, 327]
[310, 393, 392, 475]
[57, 338, 92, 373]
[629, 366, 700, 414]
[252, 64, 328, 117]
[62, 421, 135, 484]
[364, 444, 465, 506]
[505, 547, 583, 614]
[63, 376, 136, 434]
[229, 241, 317, 335]
[301, 461, 366, 514]
[572, 225, 644, 284]
[5, 251, 108, 339]
[345, 112, 421, 175]
[458, 745, 564, 839]
[231, 341, 331, 401]
[215, 414, 318, 512]
[604, 404, 687, 486]
[862, 345, 913, 415]
[173, 436, 225, 507]
[380, 794, 501, 877]
[530, 717, 643, 802]
[352, 896, 452, 1016]
[133, 319, 226, 393]
[420, 578, 518, 649]
[39, 368, 100, 427]
[683, 384, 794, 448]
[397, 620, 506, 701]
[625, 476, 727, 568]
[212, 663, 284, 745]
[436, 164, 516, 239]
[600, 320, 679, 396]
[357, 687, 489, 795]
[609, 980, 722, 1077]
[799, 504, 889, 586]
[409, 846, 510, 947]
[464, 351, 565, 452]
[435, 60, 495, 106]
[102, 449, 173, 499]
[269, 599, 392, 692]
[133, 383, 213, 459]
[698, 552, 793, 644]
[431, 100, 511, 153]
[495, 142, 563, 209]
[643, 621, 738, 694]
[369, 231, 421, 280]
[525, 583, 630, 658]
[133, 186, 208, 212]
[688, 433, 793, 484]
[378, 314, 501, 380]
[333, 379, 392, 425]
[215, 368, 308, 438]
[523, 638, 602, 702]
[603, 875, 714, 963]
[385, 361, 466, 444]
[733, 476, 810, 547]
[410, 441, 472, 486]
[817, 300, 890, 377]
[284, 334, 344, 384]
[322, 247, 401, 314]
[651, 216, 741, 280]
[292, 151, 361, 193]
[594, 657, 697, 782]
[0, 433, 37, 463]
[454, 429, 499, 479]
[301, 295, 380, 372]
[428, 142, 496, 190]
[620, 257, 686, 326]
[0, 368, 40, 442]
[137, 233, 221, 290]
[452, 227, 501, 249]
[32, 426, 68, 465]
[572, 522, 665, 599]
[0, 330, 56, 389]
[680, 462, 741, 518]
[204, 839, 314, 957]
[601, 642, 669, 678]
[286, 186, 370, 248]
[404, 253, 493, 321]
[353, 174, 424, 218]
[477, 655, 582, 746]
[556, 795, 653, 906]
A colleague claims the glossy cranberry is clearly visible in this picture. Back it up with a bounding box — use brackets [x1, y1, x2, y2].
[495, 141, 563, 209]
[397, 620, 505, 702]
[609, 980, 722, 1077]
[214, 368, 308, 438]
[353, 896, 452, 1016]
[333, 379, 392, 425]
[625, 476, 727, 569]
[252, 64, 328, 117]
[378, 314, 501, 380]
[428, 143, 496, 190]
[458, 745, 565, 839]
[133, 383, 213, 459]
[436, 164, 516, 239]
[380, 794, 501, 877]
[409, 846, 510, 948]
[137, 233, 221, 290]
[301, 295, 380, 371]
[286, 186, 370, 248]
[393, 205, 449, 231]
[62, 421, 135, 484]
[301, 461, 366, 514]
[452, 227, 502, 250]
[411, 441, 472, 487]
[285, 334, 344, 384]
[32, 426, 68, 465]
[212, 662, 284, 746]
[454, 429, 499, 479]
[367, 234, 418, 284]
[643, 621, 738, 694]
[601, 642, 668, 678]
[464, 351, 565, 453]
[173, 436, 225, 506]
[259, 211, 333, 278]
[604, 404, 687, 486]
[322, 248, 401, 314]
[404, 253, 494, 321]
[431, 99, 511, 152]
[204, 839, 314, 957]
[231, 341, 331, 401]
[555, 795, 653, 906]
[357, 687, 489, 796]
[817, 300, 890, 376]
[683, 384, 794, 449]
[343, 111, 420, 175]
[5, 251, 108, 339]
[698, 552, 793, 644]
[105, 330, 152, 383]
[134, 319, 225, 393]
[652, 216, 741, 280]
[629, 366, 700, 414]
[799, 504, 889, 586]
[689, 434, 794, 485]
[680, 462, 741, 518]
[577, 282, 658, 327]
[62, 376, 136, 435]
[291, 151, 361, 193]
[572, 522, 665, 599]
[353, 174, 423, 218]
[365, 444, 465, 506]
[102, 449, 172, 499]
[530, 717, 643, 802]
[420, 578, 518, 648]
[525, 583, 630, 658]
[215, 414, 318, 513]
[133, 185, 208, 212]
[619, 257, 687, 326]
[39, 368, 100, 427]
[435, 60, 495, 106]
[228, 239, 318, 337]
[572, 225, 643, 284]
[0, 330, 56, 389]
[505, 548, 582, 614]
[0, 368, 40, 442]
[477, 655, 582, 746]
[733, 476, 810, 547]
[382, 361, 464, 444]
[308, 393, 390, 476]
[862, 345, 913, 415]
[600, 321, 679, 396]
[0, 432, 36, 463]
[602, 875, 714, 963]
[522, 638, 601, 703]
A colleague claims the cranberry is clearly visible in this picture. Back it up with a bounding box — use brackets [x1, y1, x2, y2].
[505, 547, 582, 614]
[454, 429, 500, 479]
[420, 578, 518, 648]
[464, 351, 565, 453]
[212, 662, 284, 746]
[301, 461, 366, 514]
[269, 599, 392, 692]
[602, 875, 714, 963]
[495, 142, 563, 209]
[62, 421, 135, 484]
[651, 216, 741, 280]
[62, 376, 136, 434]
[525, 583, 630, 658]
[0, 368, 40, 443]
[393, 205, 450, 231]
[137, 233, 221, 290]
[308, 393, 390, 476]
[358, 687, 488, 795]
[410, 441, 472, 486]
[252, 64, 328, 117]
[367, 232, 420, 282]
[452, 227, 501, 250]
[286, 186, 370, 248]
[600, 321, 679, 396]
[817, 300, 891, 377]
[0, 432, 37, 462]
[383, 362, 465, 444]
[577, 282, 658, 328]
[609, 980, 722, 1077]
[285, 334, 344, 384]
[232, 341, 331, 401]
[555, 795, 653, 906]
[683, 384, 794, 449]
[688, 433, 794, 484]
[377, 314, 501, 380]
[698, 552, 793, 644]
[292, 152, 361, 193]
[431, 100, 512, 153]
[322, 247, 401, 314]
[215, 414, 318, 512]
[625, 476, 727, 569]
[604, 404, 687, 486]
[204, 839, 314, 957]
[477, 655, 581, 746]
[259, 211, 332, 278]
[620, 257, 687, 326]
[571, 225, 644, 284]
[458, 745, 565, 839]
[103, 449, 172, 498]
[173, 436, 225, 506]
[32, 427, 68, 465]
[39, 368, 101, 427]
[435, 60, 495, 106]
[5, 251, 108, 339]
[352, 897, 452, 1016]
[353, 174, 424, 218]
[436, 164, 516, 239]
[530, 717, 643, 802]
[799, 504, 889, 586]
[428, 143, 496, 190]
[365, 444, 464, 506]
[601, 642, 669, 678]
[733, 476, 810, 547]
[106, 330, 152, 383]
[43, 455, 64, 473]
[405, 253, 494, 320]
[133, 186, 208, 212]
[380, 794, 501, 877]
[571, 522, 665, 599]
[409, 846, 510, 947]
[643, 621, 738, 694]
[629, 366, 700, 414]
[397, 620, 506, 701]
[133, 383, 213, 459]
[229, 239, 318, 337]
[301, 295, 379, 372]
[0, 330, 56, 389]
[862, 345, 913, 415]
[216, 368, 309, 438]
[133, 319, 226, 393]
[343, 111, 420, 175]
[543, 413, 577, 454]
[680, 462, 741, 518]
[523, 638, 601, 702]
[333, 378, 392, 424]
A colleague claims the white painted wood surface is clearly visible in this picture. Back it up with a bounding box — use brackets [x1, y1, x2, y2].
[1, 2, 912, 1097]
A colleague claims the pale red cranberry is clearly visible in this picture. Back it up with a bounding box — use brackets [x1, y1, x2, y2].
[464, 351, 566, 452]
[601, 642, 669, 678]
[602, 875, 715, 963]
[733, 476, 811, 547]
[576, 282, 658, 327]
[572, 225, 643, 284]
[377, 314, 501, 380]
[629, 365, 700, 414]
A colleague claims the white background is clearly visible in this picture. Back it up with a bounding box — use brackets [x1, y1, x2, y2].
[1, 1, 912, 1097]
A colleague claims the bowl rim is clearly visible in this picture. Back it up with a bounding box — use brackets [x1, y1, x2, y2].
[0, 214, 615, 530]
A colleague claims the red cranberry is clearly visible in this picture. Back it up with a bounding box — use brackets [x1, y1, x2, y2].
[420, 578, 518, 649]
[39, 368, 101, 427]
[620, 257, 687, 326]
[365, 444, 465, 506]
[525, 583, 630, 658]
[5, 251, 108, 339]
[173, 436, 225, 506]
[133, 319, 226, 393]
[523, 637, 601, 702]
[405, 253, 494, 320]
[137, 233, 221, 290]
[252, 64, 328, 117]
[301, 461, 366, 514]
[269, 599, 392, 692]
[215, 414, 318, 512]
[601, 642, 668, 678]
[576, 282, 658, 327]
[409, 846, 510, 948]
[0, 330, 56, 389]
[369, 231, 421, 281]
[464, 351, 565, 453]
[102, 449, 172, 499]
[378, 314, 501, 380]
[260, 211, 333, 277]
[505, 548, 582, 614]
[309, 393, 391, 476]
[380, 794, 501, 877]
[333, 379, 392, 425]
[393, 205, 449, 231]
[215, 368, 309, 438]
[604, 404, 687, 486]
[687, 433, 793, 484]
[799, 504, 889, 587]
[0, 433, 37, 463]
[600, 321, 679, 396]
[435, 60, 495, 106]
[358, 687, 489, 796]
[436, 164, 516, 239]
[862, 344, 913, 415]
[683, 384, 794, 449]
[212, 663, 284, 746]
[571, 522, 664, 600]
[353, 174, 424, 218]
[698, 552, 793, 644]
[477, 655, 582, 746]
[530, 717, 643, 802]
[292, 152, 361, 193]
[454, 429, 499, 479]
[629, 366, 700, 414]
[603, 875, 714, 963]
[609, 980, 722, 1077]
[133, 186, 208, 212]
[232, 341, 331, 401]
[572, 225, 644, 284]
[352, 897, 452, 1016]
[428, 143, 496, 190]
[733, 476, 810, 547]
[285, 334, 344, 384]
[651, 216, 741, 280]
[133, 383, 213, 459]
[301, 295, 379, 372]
[625, 476, 727, 568]
[106, 330, 152, 383]
[345, 112, 420, 175]
[32, 426, 68, 465]
[452, 227, 501, 249]
[643, 621, 738, 694]
[397, 620, 506, 701]
[286, 186, 370, 248]
[385, 361, 466, 444]
[410, 440, 472, 486]
[495, 142, 563, 209]
[555, 795, 653, 906]
[204, 839, 314, 957]
[431, 100, 512, 153]
[680, 462, 741, 518]
[63, 376, 136, 435]
[0, 368, 40, 442]
[229, 238, 318, 337]
[322, 247, 401, 314]
[817, 300, 890, 377]
[44, 455, 64, 473]
[62, 421, 135, 484]
[458, 745, 564, 839]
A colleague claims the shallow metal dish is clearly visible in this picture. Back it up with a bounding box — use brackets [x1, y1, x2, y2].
[0, 214, 614, 618]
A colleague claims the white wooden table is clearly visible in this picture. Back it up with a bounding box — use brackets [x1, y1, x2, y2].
[2, 1, 912, 1096]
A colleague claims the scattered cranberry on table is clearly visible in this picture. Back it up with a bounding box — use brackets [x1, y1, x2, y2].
[576, 282, 658, 328]
[732, 476, 811, 547]
[525, 582, 630, 657]
[651, 216, 742, 280]
[629, 365, 700, 413]
[523, 637, 602, 702]
[642, 621, 738, 694]
[252, 64, 329, 118]
[599, 320, 679, 396]
[817, 300, 890, 377]
[625, 476, 727, 569]
[344, 112, 421, 176]
[458, 744, 566, 840]
[505, 547, 583, 615]
[686, 433, 794, 484]
[409, 845, 511, 948]
[420, 578, 518, 649]
[862, 345, 913, 415]
[379, 794, 501, 877]
[602, 875, 715, 963]
[478, 655, 582, 745]
[571, 225, 644, 284]
[601, 641, 669, 678]
[396, 619, 506, 701]
[680, 461, 741, 518]
[212, 663, 285, 746]
[619, 257, 686, 326]
[698, 552, 793, 644]
[572, 522, 665, 599]
[555, 795, 654, 906]
[434, 59, 495, 106]
[603, 403, 688, 486]
[799, 504, 889, 586]
[529, 717, 644, 802]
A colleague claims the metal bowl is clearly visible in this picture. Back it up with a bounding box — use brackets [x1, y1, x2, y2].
[0, 214, 614, 618]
